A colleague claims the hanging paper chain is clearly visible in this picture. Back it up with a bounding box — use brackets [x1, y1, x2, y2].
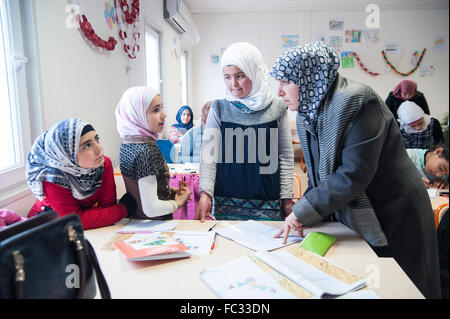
[79, 14, 117, 51]
[381, 48, 426, 76]
[352, 52, 380, 76]
[114, 0, 141, 59]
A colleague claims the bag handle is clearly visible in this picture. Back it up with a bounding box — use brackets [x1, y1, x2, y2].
[86, 240, 111, 299]
[12, 226, 111, 299]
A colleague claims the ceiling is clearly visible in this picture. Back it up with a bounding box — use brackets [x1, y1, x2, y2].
[183, 0, 449, 13]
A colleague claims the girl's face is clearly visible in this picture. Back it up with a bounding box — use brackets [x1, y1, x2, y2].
[425, 148, 449, 178]
[146, 95, 166, 133]
[277, 80, 299, 111]
[181, 109, 191, 125]
[401, 91, 415, 100]
[408, 117, 426, 132]
[223, 65, 252, 99]
[76, 130, 104, 168]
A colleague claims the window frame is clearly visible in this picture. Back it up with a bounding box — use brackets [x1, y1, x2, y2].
[180, 49, 188, 106]
[0, 0, 33, 194]
[144, 18, 164, 96]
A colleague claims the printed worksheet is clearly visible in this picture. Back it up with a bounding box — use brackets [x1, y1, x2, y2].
[215, 220, 303, 251]
[117, 220, 178, 234]
[199, 255, 296, 299]
[169, 231, 216, 255]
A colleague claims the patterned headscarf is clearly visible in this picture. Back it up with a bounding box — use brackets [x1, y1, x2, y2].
[270, 41, 340, 126]
[221, 42, 274, 112]
[26, 118, 104, 201]
[115, 86, 160, 141]
[392, 79, 417, 100]
[172, 105, 194, 130]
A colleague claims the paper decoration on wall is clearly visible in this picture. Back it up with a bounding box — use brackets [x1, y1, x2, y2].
[352, 51, 379, 76]
[361, 30, 379, 43]
[419, 64, 436, 77]
[434, 35, 447, 53]
[329, 36, 343, 52]
[345, 30, 362, 43]
[114, 0, 141, 59]
[282, 35, 299, 48]
[341, 51, 354, 68]
[104, 1, 116, 30]
[410, 50, 420, 66]
[79, 14, 118, 51]
[329, 18, 344, 31]
[382, 48, 426, 76]
[171, 37, 180, 59]
[211, 54, 219, 64]
[384, 42, 402, 56]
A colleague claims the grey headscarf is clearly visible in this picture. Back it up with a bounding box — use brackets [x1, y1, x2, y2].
[26, 118, 104, 200]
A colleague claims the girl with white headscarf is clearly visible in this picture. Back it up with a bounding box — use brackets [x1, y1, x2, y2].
[26, 118, 136, 229]
[197, 42, 294, 221]
[397, 100, 444, 149]
[270, 41, 441, 299]
[116, 86, 191, 219]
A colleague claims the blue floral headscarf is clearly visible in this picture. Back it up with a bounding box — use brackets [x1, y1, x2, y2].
[172, 105, 194, 130]
[26, 118, 104, 200]
[270, 41, 340, 126]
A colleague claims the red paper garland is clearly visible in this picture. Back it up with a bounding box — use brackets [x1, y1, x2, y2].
[352, 52, 380, 76]
[114, 0, 141, 59]
[78, 14, 117, 51]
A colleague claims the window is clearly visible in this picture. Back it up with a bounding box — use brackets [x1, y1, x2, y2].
[145, 24, 162, 93]
[0, 0, 32, 192]
[180, 49, 188, 106]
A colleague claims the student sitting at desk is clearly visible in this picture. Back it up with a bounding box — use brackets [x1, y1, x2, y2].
[169, 105, 194, 144]
[26, 118, 137, 230]
[115, 86, 191, 219]
[177, 101, 212, 163]
[407, 143, 449, 190]
[397, 100, 444, 149]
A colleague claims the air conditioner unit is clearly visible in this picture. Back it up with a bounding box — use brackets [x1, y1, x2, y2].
[163, 0, 189, 34]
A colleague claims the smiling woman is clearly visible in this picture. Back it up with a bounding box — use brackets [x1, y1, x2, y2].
[25, 118, 137, 230]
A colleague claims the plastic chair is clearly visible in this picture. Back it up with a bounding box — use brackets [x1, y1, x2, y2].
[292, 173, 302, 201]
[435, 203, 449, 229]
[156, 139, 176, 164]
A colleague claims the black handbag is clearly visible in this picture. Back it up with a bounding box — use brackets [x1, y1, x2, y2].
[0, 211, 111, 299]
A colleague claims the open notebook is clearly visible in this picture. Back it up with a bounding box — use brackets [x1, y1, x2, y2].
[200, 246, 379, 299]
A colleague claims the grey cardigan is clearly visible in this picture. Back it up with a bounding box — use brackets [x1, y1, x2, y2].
[293, 75, 441, 299]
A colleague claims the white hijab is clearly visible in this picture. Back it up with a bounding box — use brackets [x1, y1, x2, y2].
[221, 42, 273, 112]
[397, 100, 431, 134]
[115, 86, 160, 140]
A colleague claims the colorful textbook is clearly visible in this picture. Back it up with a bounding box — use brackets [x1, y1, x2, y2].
[114, 232, 191, 261]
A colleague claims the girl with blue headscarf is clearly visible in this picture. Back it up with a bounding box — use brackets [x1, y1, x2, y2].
[169, 105, 194, 144]
[26, 118, 137, 229]
[271, 41, 441, 299]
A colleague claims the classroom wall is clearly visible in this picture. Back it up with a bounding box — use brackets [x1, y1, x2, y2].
[30, 0, 193, 168]
[190, 7, 449, 122]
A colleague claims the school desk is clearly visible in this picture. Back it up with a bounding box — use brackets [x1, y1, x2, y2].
[430, 190, 449, 211]
[84, 219, 424, 299]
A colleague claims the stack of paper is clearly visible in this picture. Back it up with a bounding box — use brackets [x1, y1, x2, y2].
[215, 220, 303, 251]
[117, 220, 178, 234]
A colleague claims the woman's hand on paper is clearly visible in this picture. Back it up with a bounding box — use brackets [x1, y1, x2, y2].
[195, 191, 215, 222]
[274, 212, 306, 244]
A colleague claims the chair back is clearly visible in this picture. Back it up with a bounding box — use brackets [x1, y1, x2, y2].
[156, 139, 176, 163]
[435, 203, 449, 229]
[292, 173, 302, 201]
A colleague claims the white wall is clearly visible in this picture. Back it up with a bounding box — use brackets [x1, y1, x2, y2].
[31, 0, 193, 168]
[191, 8, 449, 121]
